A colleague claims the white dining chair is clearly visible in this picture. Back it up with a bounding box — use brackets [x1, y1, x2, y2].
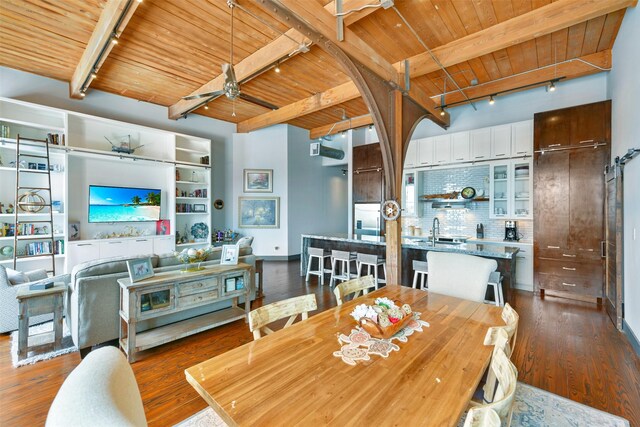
[333, 275, 377, 305]
[248, 294, 317, 340]
[468, 346, 518, 426]
[426, 252, 498, 303]
[463, 407, 501, 427]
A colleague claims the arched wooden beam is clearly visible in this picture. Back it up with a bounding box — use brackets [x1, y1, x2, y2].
[255, 0, 430, 284]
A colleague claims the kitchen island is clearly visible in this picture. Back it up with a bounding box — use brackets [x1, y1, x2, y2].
[301, 233, 519, 304]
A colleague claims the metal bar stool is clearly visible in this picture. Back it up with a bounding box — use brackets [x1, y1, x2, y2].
[329, 250, 358, 287]
[356, 253, 386, 289]
[412, 260, 428, 290]
[305, 247, 331, 286]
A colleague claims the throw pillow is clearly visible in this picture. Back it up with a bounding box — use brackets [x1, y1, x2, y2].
[6, 268, 28, 286]
[237, 236, 254, 248]
[25, 268, 49, 282]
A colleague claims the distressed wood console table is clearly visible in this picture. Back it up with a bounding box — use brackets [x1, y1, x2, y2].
[118, 263, 252, 362]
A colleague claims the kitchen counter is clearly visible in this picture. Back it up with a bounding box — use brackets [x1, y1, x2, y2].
[468, 237, 533, 246]
[301, 233, 520, 259]
[301, 234, 519, 304]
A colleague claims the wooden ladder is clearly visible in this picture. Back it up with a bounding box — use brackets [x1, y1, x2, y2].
[13, 134, 57, 276]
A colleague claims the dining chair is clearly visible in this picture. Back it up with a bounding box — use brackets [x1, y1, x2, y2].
[463, 407, 501, 427]
[248, 294, 317, 340]
[501, 303, 519, 351]
[333, 275, 377, 305]
[481, 328, 511, 404]
[468, 347, 518, 427]
[426, 252, 498, 303]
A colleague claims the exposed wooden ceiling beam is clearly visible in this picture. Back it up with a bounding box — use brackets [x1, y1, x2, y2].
[309, 115, 374, 139]
[318, 50, 612, 133]
[168, 28, 310, 120]
[237, 82, 360, 133]
[438, 50, 611, 105]
[69, 0, 141, 99]
[168, 0, 377, 120]
[397, 0, 635, 79]
[268, 0, 400, 85]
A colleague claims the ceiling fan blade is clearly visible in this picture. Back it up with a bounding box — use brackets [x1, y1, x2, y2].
[222, 63, 237, 86]
[182, 90, 225, 101]
[238, 93, 279, 110]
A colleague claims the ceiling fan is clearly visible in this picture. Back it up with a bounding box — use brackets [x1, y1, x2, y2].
[182, 1, 279, 113]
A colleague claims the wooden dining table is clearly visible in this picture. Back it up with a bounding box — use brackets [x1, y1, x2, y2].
[185, 285, 504, 426]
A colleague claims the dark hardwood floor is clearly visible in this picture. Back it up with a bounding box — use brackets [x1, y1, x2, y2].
[1, 260, 639, 426]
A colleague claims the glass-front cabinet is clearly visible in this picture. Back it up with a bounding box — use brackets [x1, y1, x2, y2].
[402, 171, 417, 217]
[490, 163, 509, 218]
[511, 159, 532, 219]
[490, 159, 532, 219]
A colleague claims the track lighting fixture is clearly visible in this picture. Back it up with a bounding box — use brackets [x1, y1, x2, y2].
[274, 63, 281, 73]
[549, 81, 556, 92]
[341, 131, 346, 138]
[110, 33, 119, 45]
[80, 92, 86, 97]
[489, 95, 495, 105]
[440, 108, 446, 117]
[204, 104, 209, 110]
[368, 125, 373, 132]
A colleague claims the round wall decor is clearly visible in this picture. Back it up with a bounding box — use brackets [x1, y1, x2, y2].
[381, 200, 401, 221]
[213, 199, 224, 210]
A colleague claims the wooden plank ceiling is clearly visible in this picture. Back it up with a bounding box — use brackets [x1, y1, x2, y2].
[0, 0, 633, 136]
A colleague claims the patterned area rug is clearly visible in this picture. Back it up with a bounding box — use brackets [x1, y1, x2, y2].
[10, 321, 77, 367]
[178, 383, 629, 427]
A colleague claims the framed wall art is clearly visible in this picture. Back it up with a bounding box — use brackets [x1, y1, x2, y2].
[244, 169, 273, 193]
[238, 197, 279, 228]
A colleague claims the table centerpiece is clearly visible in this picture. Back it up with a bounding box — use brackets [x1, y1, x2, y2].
[350, 297, 414, 339]
[174, 246, 213, 272]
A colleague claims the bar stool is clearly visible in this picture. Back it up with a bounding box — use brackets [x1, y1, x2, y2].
[356, 253, 386, 289]
[329, 250, 358, 287]
[305, 247, 331, 286]
[412, 260, 428, 290]
[486, 273, 504, 307]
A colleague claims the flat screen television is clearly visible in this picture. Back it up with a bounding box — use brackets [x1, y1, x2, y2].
[88, 185, 161, 223]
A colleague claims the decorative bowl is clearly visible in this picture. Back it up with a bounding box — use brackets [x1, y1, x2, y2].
[359, 314, 414, 339]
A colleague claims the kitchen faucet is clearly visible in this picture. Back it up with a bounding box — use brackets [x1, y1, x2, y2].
[432, 217, 440, 245]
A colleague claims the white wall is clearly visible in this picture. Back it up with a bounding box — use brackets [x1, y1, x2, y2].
[0, 66, 236, 228]
[232, 126, 289, 257]
[608, 6, 640, 344]
[288, 126, 348, 252]
[233, 125, 348, 257]
[414, 73, 608, 137]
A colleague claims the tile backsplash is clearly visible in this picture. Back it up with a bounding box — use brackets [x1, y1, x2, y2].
[403, 165, 533, 241]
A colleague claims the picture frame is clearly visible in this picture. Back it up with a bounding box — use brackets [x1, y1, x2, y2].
[244, 169, 273, 193]
[193, 204, 206, 212]
[156, 219, 170, 235]
[221, 244, 240, 265]
[126, 257, 154, 282]
[238, 197, 280, 228]
[68, 222, 80, 241]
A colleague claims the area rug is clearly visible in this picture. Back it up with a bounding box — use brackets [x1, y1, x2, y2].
[178, 382, 630, 427]
[10, 321, 77, 367]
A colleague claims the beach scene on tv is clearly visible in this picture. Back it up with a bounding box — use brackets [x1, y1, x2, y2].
[89, 186, 161, 223]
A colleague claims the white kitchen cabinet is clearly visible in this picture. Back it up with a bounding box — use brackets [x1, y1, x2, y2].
[491, 125, 512, 159]
[433, 135, 451, 164]
[404, 139, 417, 169]
[511, 120, 533, 157]
[514, 245, 534, 291]
[402, 171, 417, 217]
[450, 132, 470, 163]
[490, 158, 533, 219]
[417, 137, 434, 166]
[470, 128, 491, 161]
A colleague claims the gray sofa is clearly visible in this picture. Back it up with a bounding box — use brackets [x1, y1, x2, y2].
[66, 246, 255, 355]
